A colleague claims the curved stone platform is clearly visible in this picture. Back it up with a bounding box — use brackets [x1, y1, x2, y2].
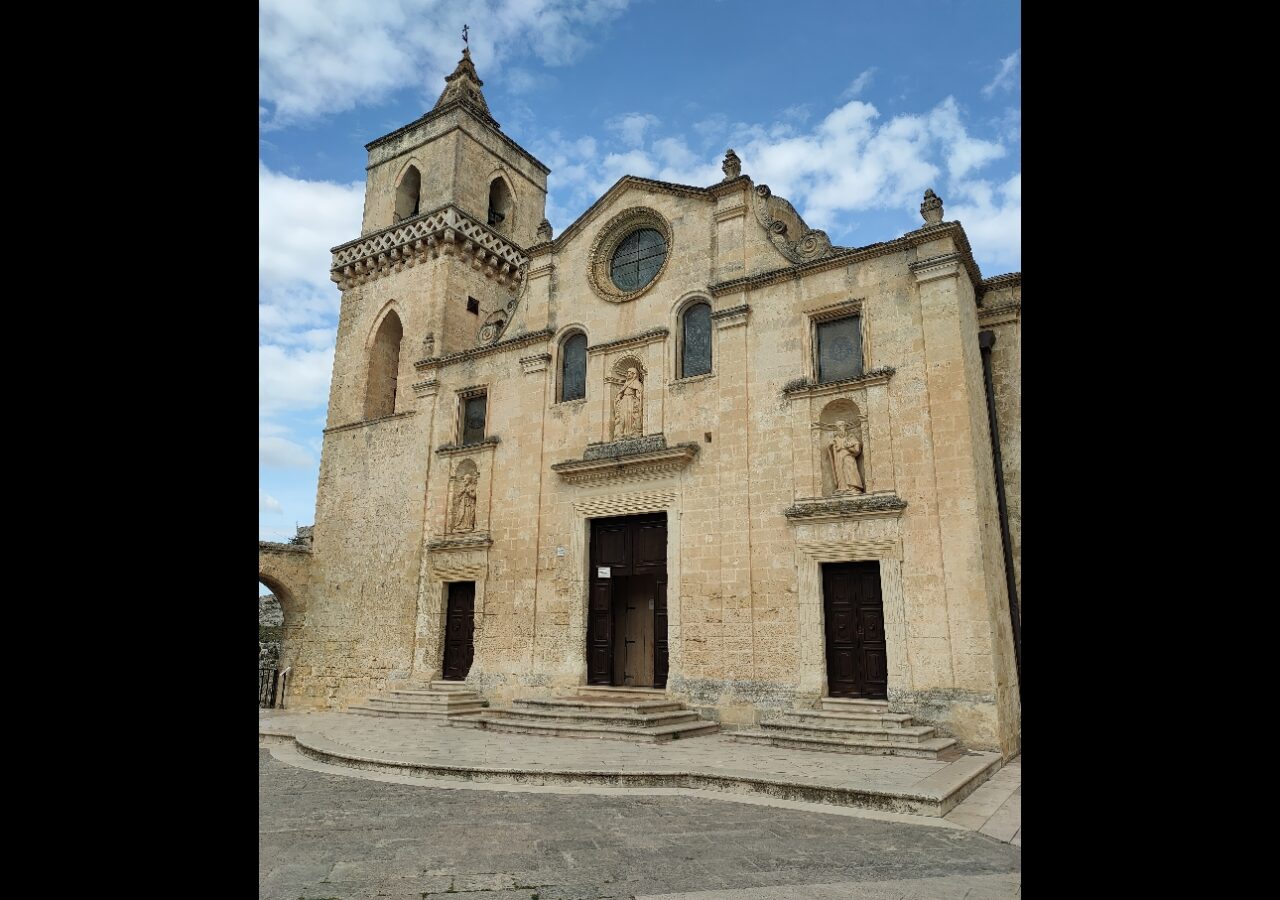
[259, 711, 1001, 818]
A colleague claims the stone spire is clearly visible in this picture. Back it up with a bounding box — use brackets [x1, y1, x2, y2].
[434, 47, 491, 115]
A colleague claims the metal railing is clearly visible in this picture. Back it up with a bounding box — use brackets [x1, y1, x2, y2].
[258, 667, 279, 708]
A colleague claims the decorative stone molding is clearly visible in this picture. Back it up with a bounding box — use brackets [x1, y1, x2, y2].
[434, 436, 500, 456]
[586, 327, 669, 356]
[572, 489, 677, 518]
[795, 537, 902, 561]
[782, 366, 895, 400]
[751, 184, 836, 264]
[427, 531, 492, 552]
[414, 328, 555, 374]
[323, 410, 417, 434]
[519, 353, 551, 374]
[552, 440, 699, 485]
[586, 207, 673, 303]
[980, 272, 1021, 296]
[978, 301, 1021, 325]
[710, 222, 985, 297]
[477, 309, 508, 346]
[427, 557, 487, 582]
[330, 205, 528, 292]
[582, 434, 667, 460]
[710, 304, 750, 329]
[713, 204, 747, 223]
[783, 492, 907, 522]
[909, 252, 966, 285]
[411, 378, 441, 399]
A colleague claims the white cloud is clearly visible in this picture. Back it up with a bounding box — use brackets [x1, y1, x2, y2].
[259, 490, 284, 513]
[607, 112, 661, 147]
[259, 0, 632, 127]
[982, 50, 1020, 98]
[841, 67, 877, 99]
[261, 436, 316, 470]
[948, 173, 1021, 270]
[259, 344, 334, 420]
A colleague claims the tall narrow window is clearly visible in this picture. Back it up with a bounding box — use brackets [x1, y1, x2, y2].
[680, 302, 712, 378]
[394, 166, 421, 222]
[461, 394, 487, 445]
[487, 177, 512, 229]
[815, 315, 863, 384]
[560, 332, 587, 402]
[364, 311, 403, 419]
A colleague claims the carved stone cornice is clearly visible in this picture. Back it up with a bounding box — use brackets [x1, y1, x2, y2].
[435, 436, 500, 457]
[978, 301, 1021, 325]
[909, 252, 966, 285]
[980, 272, 1021, 294]
[329, 205, 528, 292]
[710, 304, 750, 328]
[784, 492, 907, 523]
[520, 353, 551, 374]
[709, 223, 985, 297]
[411, 378, 440, 399]
[364, 99, 550, 174]
[323, 411, 417, 435]
[586, 327, 669, 356]
[426, 531, 493, 552]
[552, 440, 700, 485]
[413, 328, 555, 373]
[782, 367, 895, 400]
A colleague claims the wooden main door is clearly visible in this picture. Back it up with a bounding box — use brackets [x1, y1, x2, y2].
[822, 561, 887, 699]
[442, 581, 475, 681]
[587, 514, 668, 687]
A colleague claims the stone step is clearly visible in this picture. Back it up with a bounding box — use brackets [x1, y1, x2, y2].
[730, 730, 957, 759]
[347, 704, 486, 719]
[477, 706, 700, 728]
[429, 680, 475, 692]
[759, 719, 937, 743]
[362, 698, 488, 713]
[514, 696, 683, 714]
[385, 691, 485, 704]
[472, 714, 719, 743]
[578, 685, 667, 696]
[778, 709, 918, 728]
[820, 697, 890, 712]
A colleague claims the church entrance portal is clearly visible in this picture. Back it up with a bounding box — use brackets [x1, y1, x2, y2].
[587, 514, 668, 688]
[822, 561, 887, 699]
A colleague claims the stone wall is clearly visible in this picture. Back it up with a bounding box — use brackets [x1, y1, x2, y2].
[259, 592, 283, 668]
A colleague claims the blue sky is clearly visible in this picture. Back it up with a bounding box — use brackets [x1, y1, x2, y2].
[259, 0, 1021, 583]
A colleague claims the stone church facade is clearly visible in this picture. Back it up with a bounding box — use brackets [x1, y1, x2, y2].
[259, 50, 1022, 755]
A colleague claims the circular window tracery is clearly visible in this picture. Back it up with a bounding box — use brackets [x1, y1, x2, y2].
[610, 228, 667, 292]
[587, 208, 673, 303]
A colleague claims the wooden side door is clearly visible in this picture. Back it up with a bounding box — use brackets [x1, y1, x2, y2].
[588, 520, 630, 684]
[822, 561, 886, 699]
[442, 581, 475, 681]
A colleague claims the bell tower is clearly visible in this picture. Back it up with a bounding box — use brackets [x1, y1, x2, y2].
[325, 43, 552, 426]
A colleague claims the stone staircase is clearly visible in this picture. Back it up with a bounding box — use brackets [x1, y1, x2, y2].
[466, 685, 719, 743]
[729, 696, 959, 758]
[347, 680, 488, 720]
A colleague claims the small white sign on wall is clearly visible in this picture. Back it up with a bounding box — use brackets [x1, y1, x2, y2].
[556, 547, 566, 557]
[598, 566, 611, 578]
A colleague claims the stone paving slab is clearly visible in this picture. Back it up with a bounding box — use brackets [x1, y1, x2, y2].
[636, 872, 1021, 898]
[260, 710, 1005, 819]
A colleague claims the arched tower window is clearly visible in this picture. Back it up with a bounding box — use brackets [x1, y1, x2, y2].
[559, 331, 587, 402]
[488, 176, 512, 229]
[680, 301, 712, 378]
[364, 311, 403, 419]
[395, 166, 421, 221]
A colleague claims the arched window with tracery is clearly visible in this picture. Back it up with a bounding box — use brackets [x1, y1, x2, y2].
[559, 331, 587, 402]
[680, 301, 712, 378]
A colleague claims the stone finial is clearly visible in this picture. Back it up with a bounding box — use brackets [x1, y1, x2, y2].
[920, 188, 944, 226]
[722, 148, 742, 181]
[536, 218, 553, 242]
[434, 47, 491, 114]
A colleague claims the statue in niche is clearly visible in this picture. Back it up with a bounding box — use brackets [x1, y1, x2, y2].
[450, 471, 478, 532]
[612, 366, 644, 439]
[828, 420, 865, 493]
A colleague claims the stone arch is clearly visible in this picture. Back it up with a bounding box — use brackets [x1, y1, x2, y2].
[364, 308, 404, 420]
[394, 162, 423, 221]
[487, 171, 515, 232]
[817, 399, 866, 495]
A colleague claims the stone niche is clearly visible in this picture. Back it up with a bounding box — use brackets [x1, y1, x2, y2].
[815, 398, 866, 496]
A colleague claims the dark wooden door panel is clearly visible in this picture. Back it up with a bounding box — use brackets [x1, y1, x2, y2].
[588, 514, 667, 687]
[823, 562, 886, 699]
[442, 581, 475, 681]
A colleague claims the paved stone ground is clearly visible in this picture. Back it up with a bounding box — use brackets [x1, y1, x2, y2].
[260, 712, 1001, 814]
[260, 748, 1021, 900]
